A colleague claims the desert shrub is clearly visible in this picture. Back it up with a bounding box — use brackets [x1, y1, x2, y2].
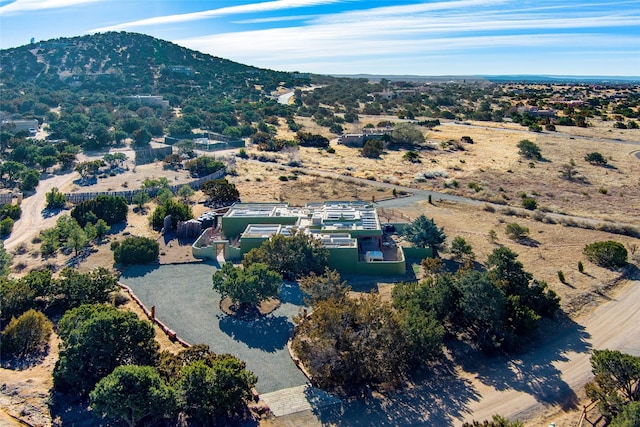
[112, 236, 159, 265]
[578, 261, 584, 273]
[517, 139, 542, 160]
[403, 151, 421, 163]
[1, 309, 52, 358]
[505, 222, 529, 240]
[0, 203, 21, 221]
[557, 270, 566, 284]
[521, 197, 537, 210]
[585, 152, 608, 165]
[184, 156, 224, 177]
[416, 170, 448, 181]
[0, 217, 14, 236]
[468, 182, 482, 192]
[583, 241, 628, 269]
[361, 139, 384, 158]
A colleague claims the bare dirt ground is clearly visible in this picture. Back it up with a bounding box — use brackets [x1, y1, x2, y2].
[2, 116, 639, 426]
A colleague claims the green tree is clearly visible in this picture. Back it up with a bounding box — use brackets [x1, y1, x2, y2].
[90, 365, 177, 427]
[583, 241, 628, 269]
[585, 349, 640, 420]
[517, 139, 542, 160]
[20, 168, 40, 191]
[298, 268, 349, 306]
[200, 178, 240, 207]
[559, 158, 579, 181]
[361, 139, 384, 158]
[0, 217, 14, 236]
[132, 191, 150, 212]
[184, 156, 224, 177]
[585, 151, 608, 166]
[1, 309, 52, 359]
[177, 184, 195, 203]
[71, 194, 128, 227]
[391, 123, 425, 146]
[112, 236, 159, 264]
[610, 402, 640, 427]
[150, 199, 193, 230]
[56, 267, 118, 309]
[242, 231, 329, 280]
[1, 160, 25, 181]
[0, 241, 11, 277]
[462, 415, 524, 427]
[94, 218, 110, 241]
[505, 222, 529, 240]
[521, 197, 537, 210]
[54, 304, 159, 395]
[292, 294, 414, 391]
[66, 222, 88, 256]
[179, 357, 257, 422]
[212, 262, 282, 308]
[132, 128, 152, 146]
[45, 187, 66, 209]
[450, 236, 474, 262]
[401, 215, 447, 254]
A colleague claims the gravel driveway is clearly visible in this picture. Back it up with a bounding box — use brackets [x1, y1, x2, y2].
[120, 262, 309, 393]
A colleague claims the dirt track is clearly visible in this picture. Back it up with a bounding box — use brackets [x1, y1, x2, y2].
[458, 276, 640, 425]
[3, 172, 76, 252]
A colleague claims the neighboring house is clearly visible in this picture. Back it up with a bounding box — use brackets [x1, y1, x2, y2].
[193, 201, 432, 275]
[337, 130, 389, 146]
[123, 95, 170, 108]
[1, 119, 39, 134]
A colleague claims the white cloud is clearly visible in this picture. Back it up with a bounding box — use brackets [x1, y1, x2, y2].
[0, 0, 102, 15]
[89, 0, 345, 32]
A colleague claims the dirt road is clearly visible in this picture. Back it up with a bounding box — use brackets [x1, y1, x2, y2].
[3, 172, 76, 252]
[458, 277, 639, 424]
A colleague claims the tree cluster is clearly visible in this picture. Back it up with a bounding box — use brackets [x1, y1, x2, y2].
[242, 231, 329, 280]
[111, 236, 159, 265]
[585, 349, 640, 422]
[70, 194, 128, 227]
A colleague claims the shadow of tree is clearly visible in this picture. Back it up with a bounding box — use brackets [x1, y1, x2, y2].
[218, 314, 293, 353]
[453, 315, 591, 412]
[279, 281, 305, 306]
[310, 359, 480, 426]
[120, 263, 161, 278]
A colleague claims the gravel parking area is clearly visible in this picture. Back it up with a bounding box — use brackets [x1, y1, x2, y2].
[120, 262, 308, 393]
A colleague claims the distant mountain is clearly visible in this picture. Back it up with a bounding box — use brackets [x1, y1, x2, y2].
[332, 74, 640, 84]
[0, 32, 310, 102]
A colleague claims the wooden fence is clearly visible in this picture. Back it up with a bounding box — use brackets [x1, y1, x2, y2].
[0, 193, 13, 207]
[64, 168, 225, 205]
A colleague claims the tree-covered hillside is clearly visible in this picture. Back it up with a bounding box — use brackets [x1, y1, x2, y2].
[0, 32, 309, 102]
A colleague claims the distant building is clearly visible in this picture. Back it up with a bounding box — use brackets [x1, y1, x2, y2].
[192, 201, 432, 275]
[337, 129, 391, 146]
[123, 95, 170, 108]
[1, 119, 39, 134]
[166, 65, 194, 76]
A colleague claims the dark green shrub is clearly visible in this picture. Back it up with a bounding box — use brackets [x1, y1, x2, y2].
[505, 222, 529, 240]
[578, 261, 584, 273]
[583, 241, 628, 269]
[71, 195, 128, 227]
[1, 309, 52, 358]
[557, 270, 566, 283]
[112, 236, 159, 265]
[521, 197, 537, 210]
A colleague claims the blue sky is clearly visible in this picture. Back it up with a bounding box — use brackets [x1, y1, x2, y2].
[1, 0, 638, 76]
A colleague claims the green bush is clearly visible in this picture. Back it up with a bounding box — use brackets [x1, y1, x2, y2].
[150, 199, 193, 230]
[583, 241, 628, 269]
[0, 217, 14, 236]
[71, 195, 128, 227]
[112, 236, 159, 265]
[517, 139, 542, 160]
[521, 197, 537, 210]
[505, 222, 529, 240]
[1, 309, 52, 358]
